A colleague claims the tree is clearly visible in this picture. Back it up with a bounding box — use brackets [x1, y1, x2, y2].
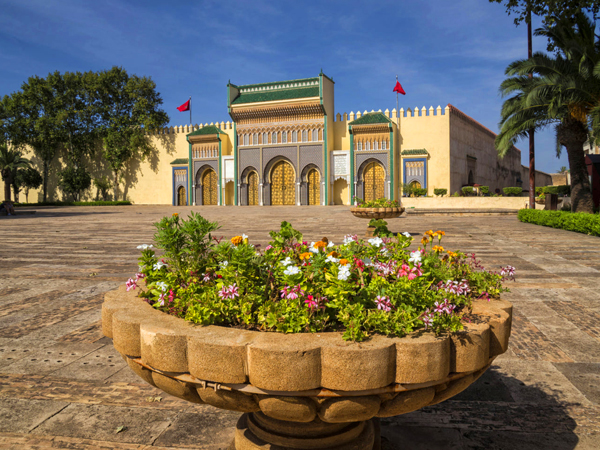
[0, 142, 31, 202]
[496, 14, 597, 213]
[96, 67, 169, 200]
[93, 176, 112, 201]
[58, 166, 92, 201]
[16, 166, 43, 203]
[558, 166, 569, 173]
[489, 1, 600, 27]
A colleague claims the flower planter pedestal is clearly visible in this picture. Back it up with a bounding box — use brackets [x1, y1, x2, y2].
[350, 207, 405, 237]
[103, 286, 512, 450]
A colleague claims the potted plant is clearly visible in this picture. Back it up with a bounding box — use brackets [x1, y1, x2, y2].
[350, 197, 405, 220]
[103, 214, 514, 449]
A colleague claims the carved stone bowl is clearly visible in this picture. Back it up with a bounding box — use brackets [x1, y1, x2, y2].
[350, 207, 405, 220]
[102, 286, 512, 449]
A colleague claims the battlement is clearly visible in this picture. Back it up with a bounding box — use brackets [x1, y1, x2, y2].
[148, 121, 235, 135]
[334, 106, 449, 123]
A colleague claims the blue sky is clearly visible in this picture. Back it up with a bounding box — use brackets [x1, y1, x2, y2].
[0, 0, 567, 173]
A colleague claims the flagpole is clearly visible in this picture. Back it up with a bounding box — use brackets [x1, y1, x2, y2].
[189, 96, 192, 126]
[396, 75, 400, 202]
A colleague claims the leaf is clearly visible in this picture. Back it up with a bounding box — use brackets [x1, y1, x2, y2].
[115, 426, 127, 434]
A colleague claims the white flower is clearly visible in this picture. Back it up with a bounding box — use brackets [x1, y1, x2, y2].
[137, 244, 153, 250]
[281, 257, 293, 266]
[338, 265, 351, 281]
[153, 261, 167, 270]
[368, 237, 383, 247]
[242, 233, 248, 240]
[156, 281, 168, 292]
[220, 260, 229, 269]
[328, 241, 334, 247]
[402, 232, 412, 238]
[284, 265, 301, 276]
[343, 235, 357, 245]
[326, 255, 339, 263]
[309, 242, 319, 254]
[380, 248, 388, 255]
[409, 250, 422, 264]
[138, 264, 145, 272]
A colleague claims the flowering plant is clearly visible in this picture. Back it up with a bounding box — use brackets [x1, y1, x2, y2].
[128, 214, 515, 341]
[353, 197, 400, 208]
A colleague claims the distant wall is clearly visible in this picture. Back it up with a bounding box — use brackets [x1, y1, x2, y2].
[521, 165, 554, 191]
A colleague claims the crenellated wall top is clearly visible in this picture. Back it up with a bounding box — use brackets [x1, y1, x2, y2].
[334, 106, 450, 124]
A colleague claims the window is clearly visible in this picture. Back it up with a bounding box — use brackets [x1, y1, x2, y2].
[302, 130, 307, 142]
[263, 132, 268, 145]
[382, 140, 387, 150]
[253, 134, 258, 145]
[358, 141, 362, 151]
[272, 132, 278, 144]
[292, 131, 298, 143]
[282, 131, 288, 143]
[312, 129, 318, 141]
[244, 134, 249, 146]
[366, 141, 370, 151]
[374, 141, 379, 151]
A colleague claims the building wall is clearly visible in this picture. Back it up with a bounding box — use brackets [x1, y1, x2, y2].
[521, 165, 553, 190]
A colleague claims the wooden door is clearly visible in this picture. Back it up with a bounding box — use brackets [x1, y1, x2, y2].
[307, 168, 320, 205]
[177, 186, 186, 206]
[271, 161, 295, 205]
[248, 171, 258, 206]
[364, 161, 385, 202]
[202, 169, 218, 205]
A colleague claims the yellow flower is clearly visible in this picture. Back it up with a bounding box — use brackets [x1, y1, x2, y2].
[299, 252, 312, 260]
[421, 236, 429, 246]
[231, 236, 243, 246]
[432, 245, 444, 252]
[328, 251, 340, 258]
[313, 241, 328, 251]
[425, 229, 434, 237]
[447, 250, 458, 258]
[339, 258, 349, 266]
[436, 230, 446, 236]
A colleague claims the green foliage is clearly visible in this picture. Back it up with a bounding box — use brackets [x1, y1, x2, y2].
[58, 167, 92, 201]
[368, 219, 394, 237]
[479, 186, 490, 195]
[451, 191, 461, 197]
[354, 197, 400, 208]
[461, 186, 474, 196]
[488, 1, 600, 28]
[433, 188, 447, 197]
[93, 176, 112, 201]
[401, 183, 415, 197]
[503, 187, 523, 196]
[132, 215, 514, 342]
[542, 185, 570, 196]
[518, 209, 600, 236]
[413, 188, 427, 197]
[0, 143, 31, 202]
[14, 166, 42, 203]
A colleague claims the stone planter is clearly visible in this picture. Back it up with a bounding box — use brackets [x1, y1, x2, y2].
[102, 286, 512, 449]
[350, 206, 405, 220]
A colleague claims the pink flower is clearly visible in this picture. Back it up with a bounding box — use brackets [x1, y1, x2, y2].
[157, 293, 166, 306]
[135, 272, 145, 282]
[168, 289, 175, 303]
[500, 265, 516, 278]
[218, 283, 240, 300]
[375, 295, 392, 312]
[280, 285, 305, 300]
[126, 278, 137, 292]
[422, 310, 434, 328]
[202, 273, 211, 282]
[304, 295, 318, 309]
[265, 245, 273, 251]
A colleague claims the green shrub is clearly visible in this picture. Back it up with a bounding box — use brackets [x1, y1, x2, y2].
[433, 188, 447, 197]
[413, 188, 427, 197]
[461, 186, 474, 196]
[535, 187, 544, 195]
[354, 197, 399, 208]
[503, 187, 523, 196]
[479, 186, 489, 195]
[452, 191, 461, 197]
[518, 209, 600, 236]
[542, 185, 571, 196]
[401, 183, 415, 197]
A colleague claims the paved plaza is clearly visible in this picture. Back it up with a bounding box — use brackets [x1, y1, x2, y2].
[0, 205, 599, 449]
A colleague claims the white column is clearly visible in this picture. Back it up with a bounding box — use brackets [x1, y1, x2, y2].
[259, 183, 264, 206]
[353, 181, 358, 205]
[192, 184, 196, 206]
[296, 182, 301, 206]
[237, 183, 241, 206]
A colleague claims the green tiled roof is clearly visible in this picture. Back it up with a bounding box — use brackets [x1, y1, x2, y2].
[170, 158, 189, 165]
[349, 112, 392, 125]
[187, 125, 225, 137]
[231, 77, 320, 105]
[401, 149, 429, 155]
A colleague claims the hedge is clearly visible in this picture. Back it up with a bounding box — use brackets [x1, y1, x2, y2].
[535, 185, 570, 196]
[518, 209, 600, 236]
[479, 186, 489, 195]
[503, 187, 523, 196]
[433, 188, 447, 197]
[413, 188, 427, 197]
[461, 186, 474, 196]
[15, 201, 132, 207]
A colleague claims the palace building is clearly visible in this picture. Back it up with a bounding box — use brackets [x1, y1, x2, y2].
[14, 72, 550, 206]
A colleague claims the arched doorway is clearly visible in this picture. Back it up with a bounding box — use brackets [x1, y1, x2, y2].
[271, 160, 295, 205]
[177, 186, 186, 206]
[202, 169, 218, 205]
[248, 171, 259, 206]
[468, 170, 474, 185]
[333, 178, 348, 205]
[410, 180, 422, 190]
[225, 181, 234, 206]
[307, 168, 320, 205]
[363, 161, 385, 201]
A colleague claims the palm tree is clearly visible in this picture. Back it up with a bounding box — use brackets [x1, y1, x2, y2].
[0, 142, 31, 203]
[496, 13, 596, 213]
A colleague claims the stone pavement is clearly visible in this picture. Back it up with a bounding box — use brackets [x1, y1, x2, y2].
[0, 205, 599, 450]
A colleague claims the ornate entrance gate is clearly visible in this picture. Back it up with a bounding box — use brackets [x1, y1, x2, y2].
[307, 168, 320, 205]
[177, 186, 186, 206]
[202, 169, 218, 205]
[271, 160, 295, 205]
[364, 161, 385, 201]
[248, 171, 259, 206]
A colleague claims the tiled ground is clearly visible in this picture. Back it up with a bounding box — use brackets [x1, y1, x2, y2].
[0, 205, 599, 449]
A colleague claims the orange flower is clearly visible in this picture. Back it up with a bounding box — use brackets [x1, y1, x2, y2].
[432, 245, 444, 252]
[339, 258, 349, 266]
[313, 241, 328, 251]
[447, 250, 457, 258]
[328, 251, 340, 258]
[421, 236, 429, 246]
[231, 236, 243, 246]
[172, 213, 179, 217]
[436, 230, 446, 236]
[425, 229, 434, 237]
[299, 252, 312, 260]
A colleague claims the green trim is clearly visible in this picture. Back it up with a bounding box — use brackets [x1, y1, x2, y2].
[389, 128, 394, 201]
[187, 125, 225, 136]
[348, 112, 392, 125]
[237, 77, 319, 90]
[231, 86, 319, 105]
[350, 125, 355, 202]
[218, 138, 222, 206]
[319, 73, 323, 105]
[233, 122, 238, 205]
[401, 149, 429, 156]
[324, 115, 328, 205]
[170, 158, 189, 165]
[187, 141, 192, 205]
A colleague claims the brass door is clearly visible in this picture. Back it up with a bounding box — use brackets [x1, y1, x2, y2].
[248, 171, 259, 206]
[364, 161, 385, 202]
[202, 169, 218, 205]
[271, 161, 295, 205]
[307, 168, 320, 205]
[177, 186, 186, 206]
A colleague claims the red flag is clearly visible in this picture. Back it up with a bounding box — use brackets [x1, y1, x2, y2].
[177, 99, 191, 112]
[393, 81, 406, 95]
